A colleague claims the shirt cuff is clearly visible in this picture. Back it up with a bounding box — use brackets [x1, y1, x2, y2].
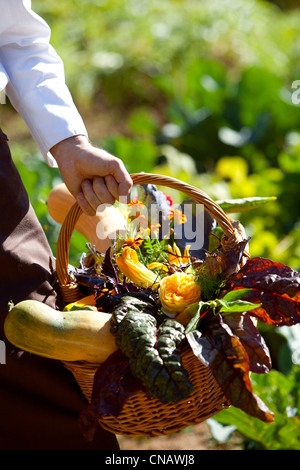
[6, 80, 88, 167]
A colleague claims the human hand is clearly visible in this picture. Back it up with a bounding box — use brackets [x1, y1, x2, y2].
[50, 135, 132, 215]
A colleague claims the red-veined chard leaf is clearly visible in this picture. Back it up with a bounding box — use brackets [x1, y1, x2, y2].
[187, 316, 274, 423]
[221, 312, 272, 374]
[226, 257, 300, 326]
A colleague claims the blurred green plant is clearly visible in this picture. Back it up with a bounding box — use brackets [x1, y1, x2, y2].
[209, 364, 300, 450]
[208, 320, 300, 449]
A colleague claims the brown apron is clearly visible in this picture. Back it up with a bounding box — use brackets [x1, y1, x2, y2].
[0, 129, 119, 450]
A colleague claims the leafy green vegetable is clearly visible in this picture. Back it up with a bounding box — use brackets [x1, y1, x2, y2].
[194, 239, 250, 301]
[137, 237, 169, 267]
[110, 294, 193, 403]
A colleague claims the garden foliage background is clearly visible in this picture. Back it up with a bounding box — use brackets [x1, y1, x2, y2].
[2, 0, 300, 449]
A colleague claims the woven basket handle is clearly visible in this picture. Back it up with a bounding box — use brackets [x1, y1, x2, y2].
[56, 172, 242, 294]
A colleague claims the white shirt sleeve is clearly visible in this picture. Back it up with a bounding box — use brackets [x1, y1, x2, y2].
[0, 0, 88, 167]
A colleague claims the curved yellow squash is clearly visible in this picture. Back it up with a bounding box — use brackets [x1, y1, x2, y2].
[4, 300, 118, 363]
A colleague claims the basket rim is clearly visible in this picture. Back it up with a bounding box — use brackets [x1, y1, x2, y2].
[56, 172, 241, 289]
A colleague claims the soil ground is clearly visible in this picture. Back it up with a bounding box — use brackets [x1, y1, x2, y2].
[117, 422, 241, 451]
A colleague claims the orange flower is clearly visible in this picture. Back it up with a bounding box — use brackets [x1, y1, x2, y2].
[127, 199, 146, 219]
[168, 208, 187, 225]
[149, 223, 161, 236]
[127, 197, 143, 206]
[122, 236, 144, 249]
[159, 271, 201, 317]
[167, 242, 181, 265]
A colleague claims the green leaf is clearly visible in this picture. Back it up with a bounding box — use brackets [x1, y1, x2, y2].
[212, 367, 300, 450]
[217, 196, 277, 213]
[222, 288, 254, 302]
[218, 299, 261, 314]
[110, 295, 193, 404]
[184, 291, 260, 333]
[184, 301, 209, 334]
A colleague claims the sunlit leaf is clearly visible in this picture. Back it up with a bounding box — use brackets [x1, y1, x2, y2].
[187, 319, 274, 423]
[217, 196, 277, 213]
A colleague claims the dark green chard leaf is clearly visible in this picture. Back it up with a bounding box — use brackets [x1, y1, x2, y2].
[110, 295, 193, 404]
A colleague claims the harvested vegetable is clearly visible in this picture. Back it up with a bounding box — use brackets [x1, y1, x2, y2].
[4, 300, 117, 363]
[110, 294, 193, 403]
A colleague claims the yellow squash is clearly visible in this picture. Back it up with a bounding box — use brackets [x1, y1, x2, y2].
[4, 300, 118, 363]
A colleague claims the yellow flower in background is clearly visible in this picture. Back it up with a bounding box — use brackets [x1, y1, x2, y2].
[159, 271, 201, 316]
[116, 246, 160, 289]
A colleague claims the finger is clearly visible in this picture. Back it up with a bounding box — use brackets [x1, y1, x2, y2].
[118, 175, 133, 199]
[92, 176, 116, 206]
[107, 158, 133, 197]
[76, 191, 96, 216]
[81, 178, 103, 213]
[104, 174, 119, 200]
[81, 148, 133, 197]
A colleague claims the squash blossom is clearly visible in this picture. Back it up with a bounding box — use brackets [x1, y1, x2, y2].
[159, 271, 201, 317]
[116, 246, 160, 289]
[168, 242, 191, 266]
[148, 242, 191, 273]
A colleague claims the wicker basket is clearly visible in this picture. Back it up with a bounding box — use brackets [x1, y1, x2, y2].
[55, 173, 247, 437]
